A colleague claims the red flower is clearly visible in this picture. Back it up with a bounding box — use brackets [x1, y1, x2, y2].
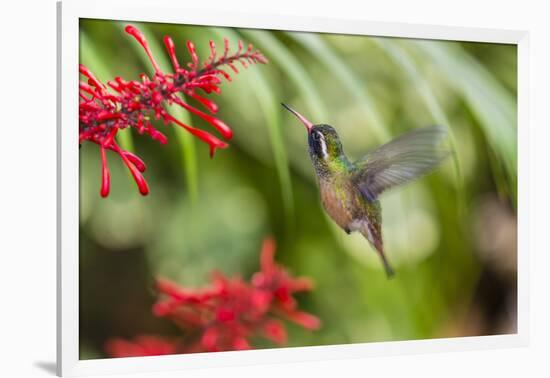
[104, 335, 178, 358]
[80, 25, 268, 197]
[251, 238, 320, 330]
[150, 237, 320, 353]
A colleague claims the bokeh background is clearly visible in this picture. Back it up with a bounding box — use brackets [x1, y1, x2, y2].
[79, 19, 517, 359]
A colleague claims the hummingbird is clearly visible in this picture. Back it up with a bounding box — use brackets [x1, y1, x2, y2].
[282, 103, 448, 277]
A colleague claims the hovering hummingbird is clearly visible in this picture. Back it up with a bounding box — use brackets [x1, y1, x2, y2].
[282, 103, 448, 277]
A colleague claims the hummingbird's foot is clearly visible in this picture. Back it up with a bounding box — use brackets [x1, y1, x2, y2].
[344, 227, 351, 235]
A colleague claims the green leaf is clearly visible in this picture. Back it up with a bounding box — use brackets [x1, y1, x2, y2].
[241, 30, 329, 120]
[411, 40, 517, 202]
[210, 28, 295, 222]
[287, 32, 389, 142]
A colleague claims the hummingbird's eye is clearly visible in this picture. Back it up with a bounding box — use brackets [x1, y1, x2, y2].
[313, 132, 321, 140]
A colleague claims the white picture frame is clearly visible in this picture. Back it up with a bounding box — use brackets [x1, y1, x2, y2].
[57, 0, 529, 376]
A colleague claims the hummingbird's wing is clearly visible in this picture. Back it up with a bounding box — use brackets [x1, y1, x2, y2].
[352, 126, 448, 202]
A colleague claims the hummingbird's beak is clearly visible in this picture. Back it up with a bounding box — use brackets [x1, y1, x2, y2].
[281, 103, 313, 133]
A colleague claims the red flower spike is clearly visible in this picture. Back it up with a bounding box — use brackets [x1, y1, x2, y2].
[228, 63, 239, 74]
[262, 319, 287, 344]
[126, 161, 149, 195]
[216, 308, 236, 322]
[232, 337, 251, 351]
[80, 25, 267, 197]
[288, 277, 314, 292]
[171, 96, 232, 139]
[146, 237, 319, 354]
[79, 64, 105, 90]
[156, 277, 202, 302]
[100, 146, 110, 197]
[163, 36, 180, 71]
[125, 25, 162, 73]
[208, 40, 217, 63]
[188, 92, 219, 114]
[223, 38, 230, 59]
[165, 114, 229, 157]
[149, 128, 168, 145]
[105, 335, 177, 358]
[186, 41, 199, 70]
[214, 69, 232, 82]
[260, 237, 277, 273]
[151, 301, 171, 317]
[201, 327, 219, 352]
[283, 310, 321, 330]
[112, 143, 149, 195]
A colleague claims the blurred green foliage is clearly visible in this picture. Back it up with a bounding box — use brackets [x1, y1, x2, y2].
[79, 19, 517, 359]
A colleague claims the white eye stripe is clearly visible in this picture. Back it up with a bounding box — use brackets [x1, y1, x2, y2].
[318, 133, 328, 158]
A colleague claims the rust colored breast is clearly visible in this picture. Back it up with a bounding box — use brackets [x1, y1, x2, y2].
[319, 179, 355, 230]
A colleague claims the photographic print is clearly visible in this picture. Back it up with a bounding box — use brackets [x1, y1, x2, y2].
[78, 18, 518, 360]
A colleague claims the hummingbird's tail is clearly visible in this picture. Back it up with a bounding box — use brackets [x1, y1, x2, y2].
[379, 251, 395, 279]
[359, 223, 395, 278]
[372, 238, 395, 278]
